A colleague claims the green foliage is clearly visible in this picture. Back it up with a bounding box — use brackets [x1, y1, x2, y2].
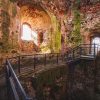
[55, 22, 61, 52]
[12, 5, 17, 17]
[0, 2, 2, 7]
[74, 0, 81, 10]
[39, 10, 61, 53]
[1, 10, 10, 26]
[69, 9, 82, 46]
[67, 0, 82, 47]
[49, 14, 61, 53]
[0, 10, 10, 53]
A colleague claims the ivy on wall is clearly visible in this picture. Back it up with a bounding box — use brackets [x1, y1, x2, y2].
[40, 11, 61, 53]
[12, 5, 17, 17]
[68, 0, 82, 46]
[49, 14, 61, 53]
[0, 10, 10, 53]
[0, 0, 19, 53]
[70, 10, 81, 46]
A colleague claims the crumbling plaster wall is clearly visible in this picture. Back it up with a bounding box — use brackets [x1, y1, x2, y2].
[0, 0, 20, 54]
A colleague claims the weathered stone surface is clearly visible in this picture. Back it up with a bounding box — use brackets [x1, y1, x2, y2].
[0, 0, 100, 54]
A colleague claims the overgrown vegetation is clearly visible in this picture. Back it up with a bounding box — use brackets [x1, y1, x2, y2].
[0, 0, 18, 53]
[12, 5, 17, 17]
[49, 14, 61, 53]
[68, 0, 82, 47]
[40, 12, 61, 53]
[0, 10, 10, 53]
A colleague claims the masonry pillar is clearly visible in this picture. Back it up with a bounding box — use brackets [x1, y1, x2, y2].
[38, 31, 43, 47]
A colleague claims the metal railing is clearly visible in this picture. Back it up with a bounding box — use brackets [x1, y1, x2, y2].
[8, 53, 67, 74]
[5, 59, 32, 100]
[5, 53, 67, 100]
[5, 44, 100, 100]
[7, 44, 100, 75]
[66, 44, 100, 61]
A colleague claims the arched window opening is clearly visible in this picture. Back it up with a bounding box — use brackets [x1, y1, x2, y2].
[21, 23, 38, 45]
[21, 24, 32, 41]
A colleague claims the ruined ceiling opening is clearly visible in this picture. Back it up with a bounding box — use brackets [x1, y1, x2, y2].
[20, 2, 51, 30]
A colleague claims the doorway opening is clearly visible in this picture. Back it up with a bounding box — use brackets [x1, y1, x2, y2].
[91, 37, 100, 54]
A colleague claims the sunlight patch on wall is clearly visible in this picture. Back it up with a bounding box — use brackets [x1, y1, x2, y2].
[21, 24, 38, 45]
[92, 37, 100, 46]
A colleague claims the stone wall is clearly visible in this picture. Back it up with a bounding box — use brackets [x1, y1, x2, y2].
[0, 0, 20, 54]
[80, 3, 100, 44]
[0, 0, 20, 67]
[0, 0, 100, 54]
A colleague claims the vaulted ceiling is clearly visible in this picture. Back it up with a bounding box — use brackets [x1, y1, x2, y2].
[20, 3, 51, 30]
[16, 0, 100, 30]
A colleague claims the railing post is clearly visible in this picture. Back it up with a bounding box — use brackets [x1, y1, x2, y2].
[80, 46, 82, 57]
[94, 43, 96, 57]
[5, 60, 9, 82]
[72, 50, 74, 60]
[18, 56, 21, 74]
[5, 60, 11, 100]
[62, 54, 64, 62]
[57, 53, 59, 64]
[34, 55, 36, 70]
[94, 59, 98, 95]
[44, 54, 46, 66]
[97, 46, 98, 53]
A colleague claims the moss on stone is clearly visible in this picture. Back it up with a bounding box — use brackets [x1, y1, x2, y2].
[49, 14, 61, 53]
[0, 10, 10, 53]
[68, 9, 82, 47]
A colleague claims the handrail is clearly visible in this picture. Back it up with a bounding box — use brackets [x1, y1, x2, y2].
[6, 59, 32, 100]
[5, 43, 100, 100]
[8, 44, 100, 60]
[9, 77, 19, 100]
[8, 53, 60, 60]
[66, 44, 100, 61]
[7, 44, 100, 74]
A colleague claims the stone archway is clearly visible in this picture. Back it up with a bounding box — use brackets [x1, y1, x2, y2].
[17, 1, 52, 53]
